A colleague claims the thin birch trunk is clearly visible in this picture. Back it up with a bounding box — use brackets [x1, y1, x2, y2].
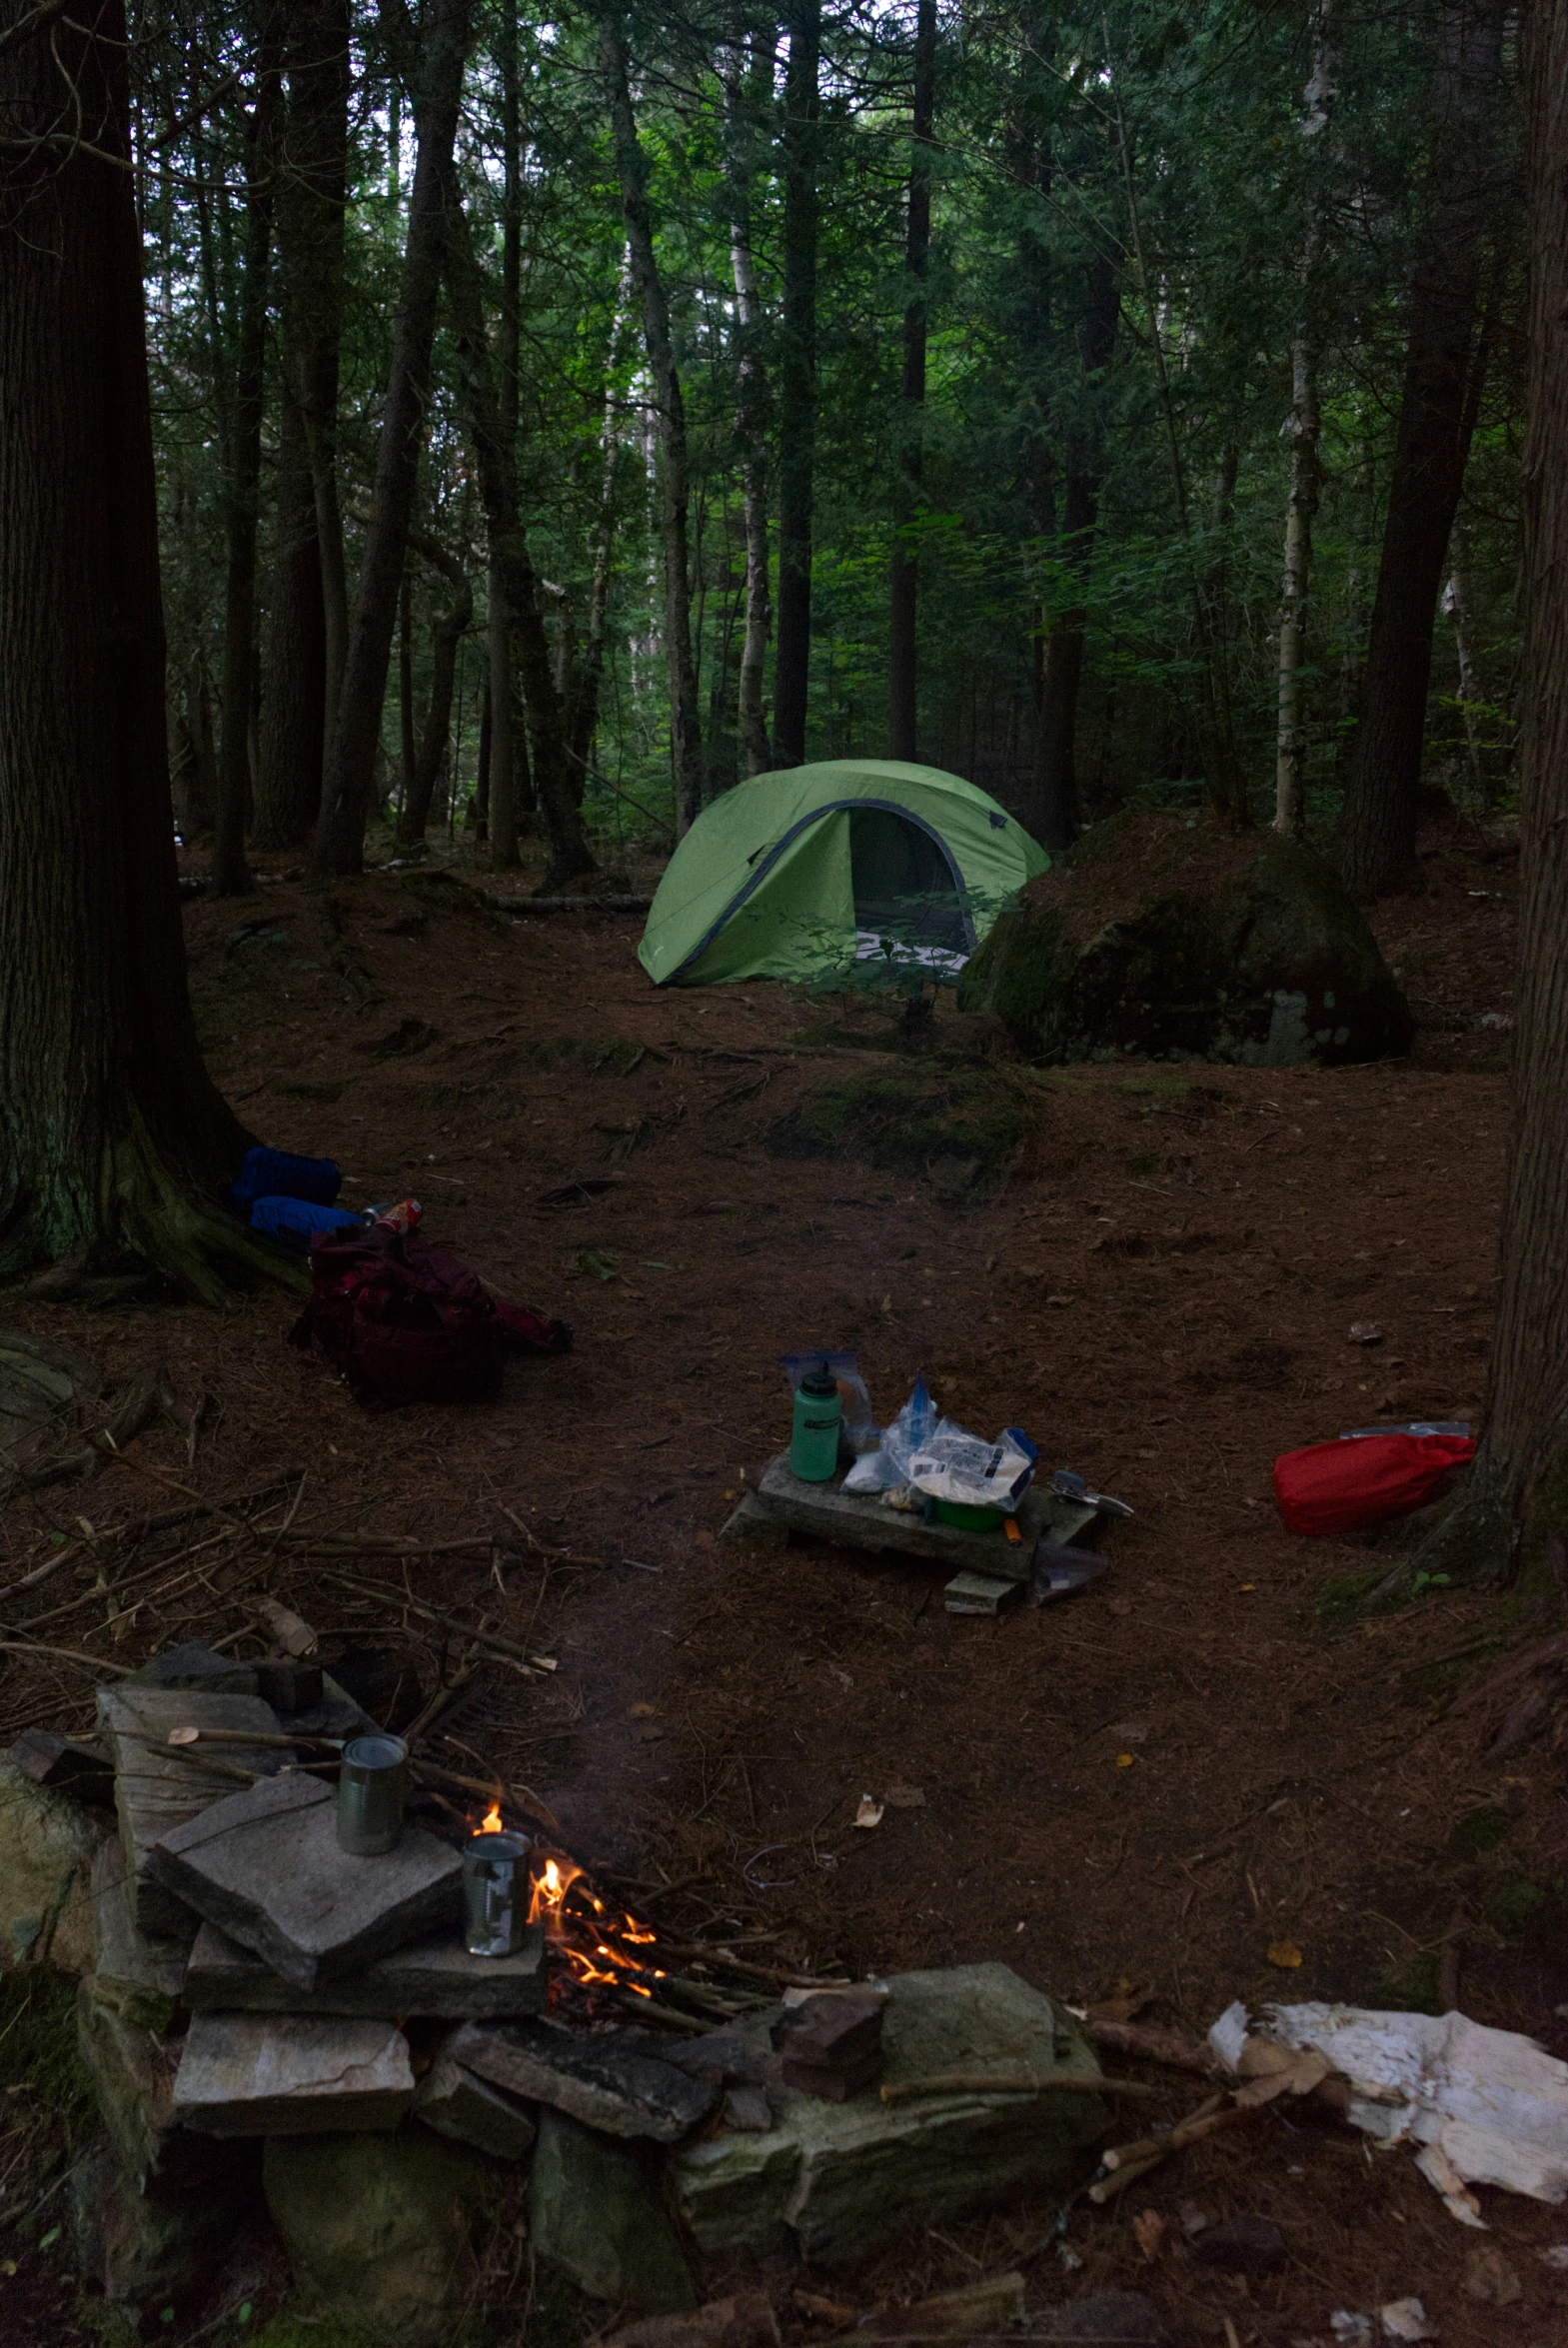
[1443, 521, 1485, 795]
[722, 47, 774, 777]
[599, 12, 703, 832]
[888, 0, 935, 763]
[568, 255, 636, 799]
[1274, 326, 1321, 836]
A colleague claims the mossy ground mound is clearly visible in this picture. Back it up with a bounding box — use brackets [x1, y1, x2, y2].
[767, 1067, 1027, 1189]
[958, 811, 1413, 1067]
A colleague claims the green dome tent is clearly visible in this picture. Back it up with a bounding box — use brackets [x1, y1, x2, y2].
[637, 758, 1048, 988]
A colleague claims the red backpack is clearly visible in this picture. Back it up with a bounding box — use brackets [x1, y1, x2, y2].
[290, 1224, 571, 1409]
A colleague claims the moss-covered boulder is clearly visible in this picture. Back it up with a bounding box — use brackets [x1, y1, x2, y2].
[958, 813, 1412, 1067]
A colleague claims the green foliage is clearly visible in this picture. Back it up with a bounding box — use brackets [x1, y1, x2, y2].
[0, 1971, 94, 2131]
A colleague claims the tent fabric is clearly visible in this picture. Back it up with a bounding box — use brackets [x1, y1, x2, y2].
[637, 758, 1048, 988]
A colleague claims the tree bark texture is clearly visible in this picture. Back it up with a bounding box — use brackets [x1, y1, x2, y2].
[1274, 3, 1334, 839]
[1273, 328, 1322, 836]
[212, 11, 284, 897]
[722, 51, 773, 778]
[567, 260, 635, 799]
[888, 0, 935, 764]
[1023, 256, 1118, 853]
[439, 165, 596, 887]
[280, 0, 351, 735]
[774, 1, 819, 768]
[397, 533, 472, 843]
[1401, 0, 1568, 1593]
[254, 392, 326, 850]
[0, 0, 261, 1295]
[489, 0, 523, 868]
[1336, 0, 1503, 899]
[310, 0, 473, 876]
[600, 14, 704, 832]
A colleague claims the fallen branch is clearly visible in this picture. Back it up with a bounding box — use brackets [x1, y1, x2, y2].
[1076, 2018, 1221, 2077]
[313, 1569, 556, 1671]
[878, 2073, 1155, 2104]
[0, 1637, 131, 1675]
[1087, 2096, 1259, 2201]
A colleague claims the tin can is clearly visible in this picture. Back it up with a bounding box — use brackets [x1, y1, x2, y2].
[463, 1830, 532, 1957]
[336, 1733, 410, 1855]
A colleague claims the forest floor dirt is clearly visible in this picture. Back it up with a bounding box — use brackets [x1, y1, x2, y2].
[3, 810, 1563, 2347]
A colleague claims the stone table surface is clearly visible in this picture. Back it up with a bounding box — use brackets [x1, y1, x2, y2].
[183, 1917, 547, 2018]
[172, 2011, 416, 2134]
[146, 1771, 463, 1992]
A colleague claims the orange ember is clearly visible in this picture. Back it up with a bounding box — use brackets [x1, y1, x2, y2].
[528, 1852, 666, 2000]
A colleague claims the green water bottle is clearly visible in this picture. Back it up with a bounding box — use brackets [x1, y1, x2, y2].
[790, 1361, 841, 1481]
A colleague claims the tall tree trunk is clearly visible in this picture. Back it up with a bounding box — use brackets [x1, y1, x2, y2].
[1273, 329, 1322, 836]
[1442, 520, 1485, 795]
[567, 260, 635, 797]
[212, 12, 284, 898]
[1336, 0, 1503, 898]
[1273, 5, 1335, 838]
[1398, 0, 1568, 1595]
[888, 0, 935, 763]
[774, 0, 819, 768]
[310, 0, 474, 876]
[0, 0, 269, 1296]
[398, 566, 417, 820]
[722, 49, 773, 778]
[398, 533, 472, 843]
[254, 390, 326, 849]
[439, 165, 596, 888]
[599, 13, 703, 832]
[280, 0, 350, 746]
[1023, 257, 1118, 852]
[488, 0, 524, 868]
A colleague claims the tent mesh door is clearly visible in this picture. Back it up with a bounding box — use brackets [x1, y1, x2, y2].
[848, 809, 964, 950]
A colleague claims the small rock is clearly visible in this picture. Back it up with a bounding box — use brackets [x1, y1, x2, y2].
[723, 2085, 775, 2132]
[414, 2049, 537, 2161]
[0, 1755, 107, 1975]
[1379, 2303, 1437, 2343]
[1330, 2320, 1372, 2348]
[1192, 2212, 1287, 2277]
[264, 2128, 502, 2348]
[531, 2106, 696, 2312]
[1540, 2243, 1568, 2271]
[1175, 2197, 1211, 2238]
[1033, 2291, 1166, 2343]
[1464, 2243, 1522, 2306]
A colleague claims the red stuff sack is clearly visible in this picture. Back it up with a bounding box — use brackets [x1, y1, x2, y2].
[290, 1224, 571, 1409]
[1272, 1431, 1476, 1538]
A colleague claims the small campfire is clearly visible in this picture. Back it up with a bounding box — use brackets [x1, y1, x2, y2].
[525, 1845, 667, 2015]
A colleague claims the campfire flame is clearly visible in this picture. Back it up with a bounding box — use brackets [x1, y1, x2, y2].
[478, 1802, 505, 1834]
[527, 1852, 666, 2004]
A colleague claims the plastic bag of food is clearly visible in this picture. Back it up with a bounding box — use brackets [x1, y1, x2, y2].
[843, 1376, 935, 1491]
[780, 1350, 879, 1454]
[908, 1420, 1037, 1509]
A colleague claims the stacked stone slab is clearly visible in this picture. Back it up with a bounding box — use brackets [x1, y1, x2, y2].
[15, 1647, 1115, 2344]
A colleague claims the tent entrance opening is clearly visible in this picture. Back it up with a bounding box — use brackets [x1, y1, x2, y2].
[848, 808, 965, 954]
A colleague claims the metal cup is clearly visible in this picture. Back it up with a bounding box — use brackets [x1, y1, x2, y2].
[336, 1733, 409, 1855]
[463, 1830, 532, 1957]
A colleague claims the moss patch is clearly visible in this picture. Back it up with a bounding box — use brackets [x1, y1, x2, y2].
[767, 1069, 1027, 1186]
[0, 1970, 94, 2129]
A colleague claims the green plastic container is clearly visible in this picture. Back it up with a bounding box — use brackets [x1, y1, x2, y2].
[790, 1363, 842, 1482]
[933, 1497, 1009, 1532]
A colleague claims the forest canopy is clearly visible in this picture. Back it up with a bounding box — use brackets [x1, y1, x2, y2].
[138, 0, 1520, 892]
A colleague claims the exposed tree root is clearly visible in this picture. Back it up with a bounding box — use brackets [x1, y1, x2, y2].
[0, 1111, 307, 1307]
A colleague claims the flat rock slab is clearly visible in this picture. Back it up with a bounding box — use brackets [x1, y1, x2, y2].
[531, 2107, 696, 2313]
[456, 2018, 720, 2142]
[97, 1684, 285, 1939]
[944, 1570, 1023, 1615]
[171, 2011, 415, 2134]
[674, 1962, 1106, 2267]
[147, 1772, 463, 1992]
[184, 1917, 547, 2017]
[415, 2049, 538, 2161]
[724, 1454, 1099, 1582]
[90, 1837, 190, 2033]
